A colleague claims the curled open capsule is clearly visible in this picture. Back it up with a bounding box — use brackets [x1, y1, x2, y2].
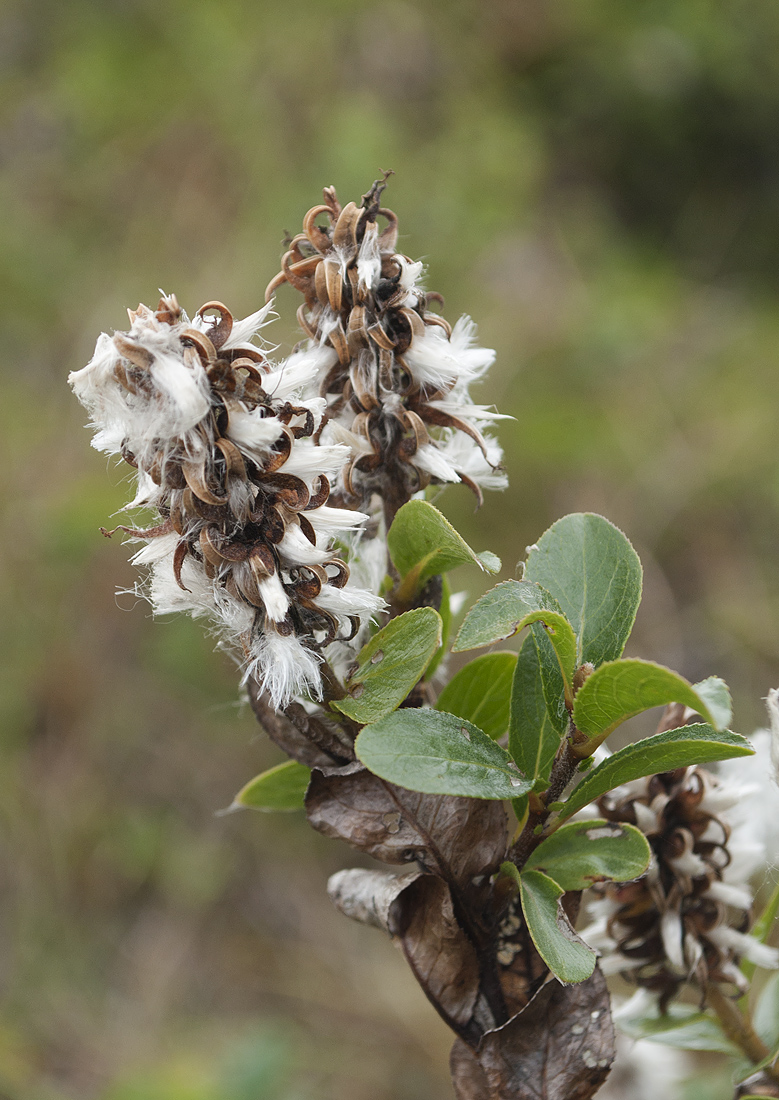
[195, 302, 233, 349]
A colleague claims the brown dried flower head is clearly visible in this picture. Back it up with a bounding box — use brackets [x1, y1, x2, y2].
[266, 175, 508, 515]
[69, 293, 383, 708]
[582, 756, 778, 1006]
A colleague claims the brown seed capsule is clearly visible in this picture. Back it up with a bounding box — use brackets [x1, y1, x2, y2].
[264, 179, 507, 511]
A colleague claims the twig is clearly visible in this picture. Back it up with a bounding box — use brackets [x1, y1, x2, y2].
[508, 737, 581, 869]
[706, 982, 779, 1082]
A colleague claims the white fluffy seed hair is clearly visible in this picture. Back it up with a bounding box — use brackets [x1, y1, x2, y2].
[580, 755, 779, 979]
[323, 531, 388, 683]
[402, 315, 496, 391]
[69, 299, 285, 469]
[414, 431, 508, 492]
[70, 294, 389, 711]
[69, 330, 210, 465]
[244, 629, 324, 709]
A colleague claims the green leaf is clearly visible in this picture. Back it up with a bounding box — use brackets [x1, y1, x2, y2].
[354, 709, 533, 799]
[755, 974, 779, 1049]
[753, 881, 779, 946]
[477, 550, 502, 573]
[692, 676, 732, 730]
[387, 499, 500, 598]
[524, 819, 651, 890]
[572, 659, 727, 747]
[617, 1002, 739, 1055]
[530, 624, 568, 734]
[426, 574, 452, 680]
[512, 795, 529, 827]
[508, 636, 561, 786]
[233, 761, 310, 812]
[333, 607, 442, 724]
[436, 652, 517, 740]
[453, 580, 577, 705]
[742, 879, 779, 991]
[555, 724, 753, 823]
[524, 513, 642, 667]
[515, 868, 597, 983]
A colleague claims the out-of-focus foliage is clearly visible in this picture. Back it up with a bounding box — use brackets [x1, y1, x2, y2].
[2, 0, 779, 1096]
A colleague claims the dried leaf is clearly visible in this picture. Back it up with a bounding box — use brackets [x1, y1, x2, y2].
[247, 681, 345, 767]
[450, 968, 615, 1100]
[328, 866, 484, 1040]
[327, 867, 423, 931]
[451, 1039, 492, 1100]
[305, 762, 507, 885]
[392, 874, 482, 1033]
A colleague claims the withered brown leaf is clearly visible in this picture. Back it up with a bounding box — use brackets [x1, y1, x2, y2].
[327, 866, 423, 931]
[450, 968, 614, 1100]
[392, 874, 482, 1036]
[329, 866, 486, 1043]
[450, 1038, 492, 1100]
[248, 681, 348, 766]
[305, 762, 507, 885]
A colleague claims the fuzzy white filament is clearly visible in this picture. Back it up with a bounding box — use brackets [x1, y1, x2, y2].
[70, 294, 386, 711]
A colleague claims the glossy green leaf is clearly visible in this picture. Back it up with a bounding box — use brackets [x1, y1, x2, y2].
[524, 819, 651, 890]
[233, 760, 310, 812]
[617, 1002, 739, 1055]
[508, 636, 561, 786]
[572, 659, 727, 744]
[516, 868, 597, 983]
[554, 724, 753, 823]
[453, 579, 577, 700]
[524, 513, 642, 667]
[355, 709, 533, 799]
[436, 652, 517, 740]
[387, 499, 500, 598]
[530, 624, 568, 734]
[333, 607, 442, 724]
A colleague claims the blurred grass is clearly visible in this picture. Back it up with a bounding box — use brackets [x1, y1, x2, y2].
[3, 0, 779, 1096]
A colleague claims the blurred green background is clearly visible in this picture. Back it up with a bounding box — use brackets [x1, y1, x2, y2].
[3, 0, 779, 1096]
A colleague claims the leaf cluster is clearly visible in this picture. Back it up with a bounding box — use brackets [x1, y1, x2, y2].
[237, 503, 753, 988]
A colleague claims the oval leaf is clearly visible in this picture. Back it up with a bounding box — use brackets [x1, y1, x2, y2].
[573, 659, 725, 743]
[525, 513, 642, 667]
[555, 724, 754, 824]
[516, 868, 597, 984]
[692, 676, 732, 730]
[476, 550, 502, 573]
[617, 1001, 739, 1055]
[436, 652, 517, 740]
[333, 607, 442, 724]
[355, 709, 533, 799]
[453, 581, 577, 702]
[233, 760, 310, 812]
[524, 819, 651, 890]
[388, 499, 500, 598]
[508, 636, 561, 786]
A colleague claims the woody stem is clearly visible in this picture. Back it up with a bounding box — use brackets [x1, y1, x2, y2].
[508, 738, 581, 869]
[705, 982, 779, 1081]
